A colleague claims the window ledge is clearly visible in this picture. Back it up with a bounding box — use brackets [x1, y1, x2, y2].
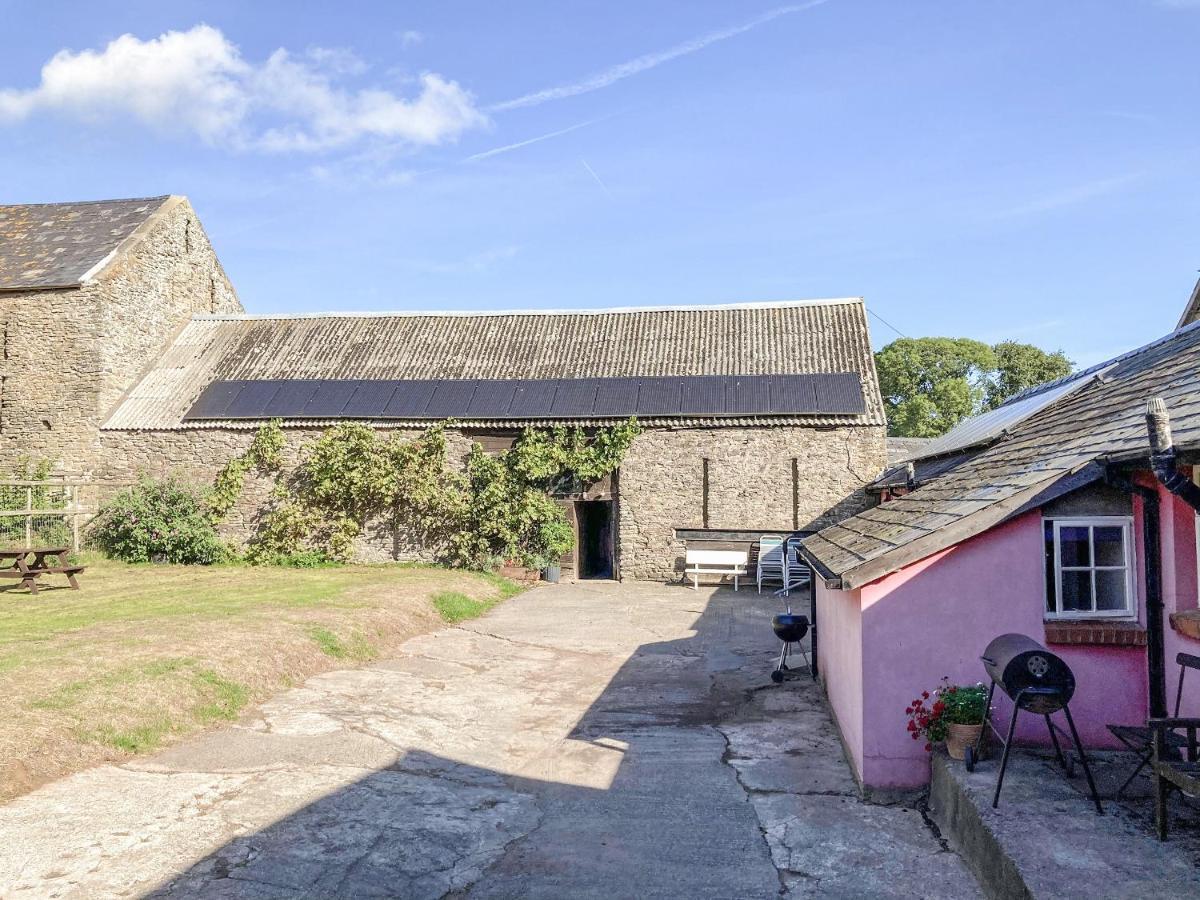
[1170, 610, 1200, 643]
[1044, 620, 1146, 647]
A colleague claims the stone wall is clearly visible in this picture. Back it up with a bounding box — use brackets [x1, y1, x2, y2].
[0, 197, 241, 474]
[97, 422, 886, 581]
[96, 426, 480, 563]
[617, 424, 886, 581]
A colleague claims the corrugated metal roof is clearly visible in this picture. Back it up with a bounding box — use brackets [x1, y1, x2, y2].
[104, 299, 886, 430]
[802, 319, 1200, 588]
[0, 196, 171, 290]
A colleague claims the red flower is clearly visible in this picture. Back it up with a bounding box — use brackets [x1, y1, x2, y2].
[924, 743, 932, 752]
[907, 721, 917, 731]
[922, 691, 930, 700]
[905, 707, 913, 715]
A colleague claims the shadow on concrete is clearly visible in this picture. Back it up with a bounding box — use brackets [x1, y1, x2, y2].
[142, 586, 793, 899]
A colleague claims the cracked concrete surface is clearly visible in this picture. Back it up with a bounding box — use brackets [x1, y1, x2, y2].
[0, 582, 978, 898]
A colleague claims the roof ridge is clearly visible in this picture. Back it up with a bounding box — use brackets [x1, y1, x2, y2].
[0, 195, 172, 210]
[193, 298, 867, 321]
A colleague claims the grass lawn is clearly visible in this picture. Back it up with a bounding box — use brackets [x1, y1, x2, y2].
[0, 556, 522, 802]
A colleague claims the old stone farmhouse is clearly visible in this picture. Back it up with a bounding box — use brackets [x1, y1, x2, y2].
[0, 195, 888, 580]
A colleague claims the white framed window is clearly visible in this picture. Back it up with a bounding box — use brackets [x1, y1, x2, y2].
[1044, 517, 1136, 619]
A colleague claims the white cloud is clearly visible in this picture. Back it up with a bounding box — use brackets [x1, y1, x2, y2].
[0, 24, 486, 152]
[399, 31, 424, 48]
[491, 1, 830, 112]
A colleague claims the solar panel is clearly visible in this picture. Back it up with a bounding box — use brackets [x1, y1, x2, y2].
[426, 380, 479, 418]
[910, 373, 1091, 460]
[726, 376, 773, 415]
[303, 381, 359, 417]
[183, 372, 871, 421]
[550, 379, 599, 417]
[592, 377, 641, 416]
[679, 376, 726, 416]
[383, 380, 438, 417]
[184, 381, 243, 419]
[637, 377, 682, 416]
[342, 381, 399, 417]
[269, 381, 321, 417]
[811, 373, 865, 414]
[225, 380, 285, 418]
[770, 375, 818, 414]
[466, 380, 518, 418]
[509, 380, 557, 417]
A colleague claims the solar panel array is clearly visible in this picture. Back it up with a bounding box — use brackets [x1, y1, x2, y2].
[184, 374, 866, 421]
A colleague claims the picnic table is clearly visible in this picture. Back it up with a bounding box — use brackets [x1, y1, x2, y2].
[0, 547, 84, 594]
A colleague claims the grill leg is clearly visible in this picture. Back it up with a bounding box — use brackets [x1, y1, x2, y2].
[992, 697, 1022, 809]
[1045, 714, 1068, 771]
[1061, 703, 1103, 815]
[1115, 751, 1151, 799]
[776, 642, 788, 673]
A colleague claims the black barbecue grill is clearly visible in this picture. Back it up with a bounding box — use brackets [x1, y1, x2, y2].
[972, 633, 1103, 813]
[770, 614, 811, 683]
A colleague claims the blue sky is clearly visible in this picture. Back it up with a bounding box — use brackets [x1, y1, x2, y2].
[2, 1, 1198, 366]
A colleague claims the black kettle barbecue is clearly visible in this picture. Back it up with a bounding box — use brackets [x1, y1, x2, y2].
[973, 633, 1102, 813]
[770, 614, 811, 683]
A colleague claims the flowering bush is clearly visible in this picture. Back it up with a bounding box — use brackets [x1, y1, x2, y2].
[905, 678, 989, 752]
[91, 477, 229, 564]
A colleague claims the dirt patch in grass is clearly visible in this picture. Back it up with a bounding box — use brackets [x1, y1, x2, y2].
[0, 557, 523, 802]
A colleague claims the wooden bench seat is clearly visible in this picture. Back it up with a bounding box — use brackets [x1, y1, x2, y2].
[684, 549, 748, 591]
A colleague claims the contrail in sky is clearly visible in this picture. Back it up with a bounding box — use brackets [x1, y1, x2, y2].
[579, 158, 615, 199]
[464, 116, 610, 162]
[490, 1, 831, 112]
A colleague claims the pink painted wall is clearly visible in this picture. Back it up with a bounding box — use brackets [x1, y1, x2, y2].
[814, 580, 864, 777]
[820, 511, 1147, 789]
[1158, 478, 1200, 715]
[817, 473, 1200, 790]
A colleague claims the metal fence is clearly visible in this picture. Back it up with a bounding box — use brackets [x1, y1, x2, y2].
[0, 480, 99, 551]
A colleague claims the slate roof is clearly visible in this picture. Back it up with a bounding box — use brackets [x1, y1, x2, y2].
[802, 321, 1200, 589]
[104, 299, 887, 430]
[0, 196, 171, 291]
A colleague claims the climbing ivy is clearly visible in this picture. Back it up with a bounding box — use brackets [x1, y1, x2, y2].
[236, 417, 640, 569]
[208, 418, 285, 522]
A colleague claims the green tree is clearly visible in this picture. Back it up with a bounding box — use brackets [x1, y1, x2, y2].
[986, 340, 1073, 410]
[875, 337, 1073, 437]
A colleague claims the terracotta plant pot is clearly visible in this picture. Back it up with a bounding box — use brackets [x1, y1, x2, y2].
[945, 723, 984, 761]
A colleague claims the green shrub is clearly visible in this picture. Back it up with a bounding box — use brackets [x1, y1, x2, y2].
[91, 477, 229, 565]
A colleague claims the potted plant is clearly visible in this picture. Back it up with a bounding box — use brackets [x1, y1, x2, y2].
[905, 678, 989, 761]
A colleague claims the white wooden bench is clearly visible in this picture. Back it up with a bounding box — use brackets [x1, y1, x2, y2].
[684, 549, 749, 591]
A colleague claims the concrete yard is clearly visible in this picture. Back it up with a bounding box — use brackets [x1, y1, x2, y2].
[0, 581, 978, 899]
[931, 744, 1200, 899]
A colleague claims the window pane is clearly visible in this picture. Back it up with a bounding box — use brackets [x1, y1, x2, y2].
[1093, 527, 1125, 567]
[1095, 570, 1128, 611]
[1059, 526, 1091, 567]
[1061, 570, 1093, 612]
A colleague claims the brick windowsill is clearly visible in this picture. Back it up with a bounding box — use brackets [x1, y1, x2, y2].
[1044, 620, 1147, 647]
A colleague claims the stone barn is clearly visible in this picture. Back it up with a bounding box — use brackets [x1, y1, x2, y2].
[1, 195, 888, 580]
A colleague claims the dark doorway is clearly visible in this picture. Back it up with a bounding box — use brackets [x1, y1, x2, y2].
[577, 500, 614, 579]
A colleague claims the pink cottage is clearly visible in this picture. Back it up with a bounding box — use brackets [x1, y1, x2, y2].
[800, 318, 1200, 790]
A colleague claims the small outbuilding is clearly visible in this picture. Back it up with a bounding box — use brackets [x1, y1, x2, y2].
[801, 321, 1200, 790]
